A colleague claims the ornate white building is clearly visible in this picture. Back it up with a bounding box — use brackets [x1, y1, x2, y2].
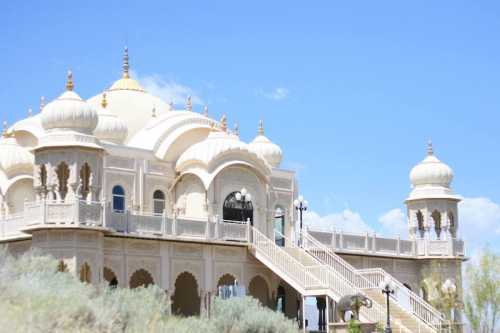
[0, 49, 465, 332]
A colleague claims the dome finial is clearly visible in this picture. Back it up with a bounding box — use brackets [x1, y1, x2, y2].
[123, 46, 130, 79]
[220, 114, 227, 132]
[66, 70, 74, 91]
[40, 96, 45, 112]
[258, 120, 264, 136]
[101, 92, 108, 108]
[186, 96, 192, 111]
[427, 139, 434, 156]
[2, 121, 12, 138]
[203, 105, 208, 117]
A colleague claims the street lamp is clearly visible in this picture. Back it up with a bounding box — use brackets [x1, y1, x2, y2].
[380, 276, 395, 333]
[294, 195, 308, 246]
[235, 188, 252, 223]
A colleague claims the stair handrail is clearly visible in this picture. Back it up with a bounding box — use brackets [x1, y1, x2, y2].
[303, 229, 447, 331]
[251, 227, 323, 290]
[357, 267, 448, 329]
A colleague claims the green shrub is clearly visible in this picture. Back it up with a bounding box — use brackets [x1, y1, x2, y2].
[347, 319, 362, 333]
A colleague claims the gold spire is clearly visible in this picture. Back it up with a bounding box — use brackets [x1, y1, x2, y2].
[220, 114, 227, 132]
[186, 96, 192, 111]
[203, 105, 208, 117]
[40, 96, 45, 112]
[258, 120, 264, 136]
[65, 70, 74, 91]
[123, 46, 130, 79]
[101, 92, 108, 108]
[427, 139, 434, 156]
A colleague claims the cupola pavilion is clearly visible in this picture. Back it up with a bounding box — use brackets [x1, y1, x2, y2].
[0, 48, 466, 332]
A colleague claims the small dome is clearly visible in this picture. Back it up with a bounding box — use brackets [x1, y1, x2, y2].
[94, 92, 128, 144]
[0, 125, 34, 177]
[41, 71, 98, 134]
[410, 142, 453, 187]
[248, 120, 283, 167]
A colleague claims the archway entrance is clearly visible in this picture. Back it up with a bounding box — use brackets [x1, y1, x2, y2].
[129, 269, 154, 288]
[217, 273, 236, 288]
[223, 192, 253, 225]
[172, 272, 200, 317]
[104, 267, 118, 288]
[248, 275, 269, 307]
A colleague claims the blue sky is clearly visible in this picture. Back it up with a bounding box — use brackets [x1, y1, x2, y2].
[1, 1, 499, 253]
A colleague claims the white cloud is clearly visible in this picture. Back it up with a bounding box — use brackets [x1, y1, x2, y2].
[378, 208, 407, 236]
[256, 87, 289, 101]
[458, 197, 500, 250]
[304, 210, 374, 234]
[131, 71, 204, 106]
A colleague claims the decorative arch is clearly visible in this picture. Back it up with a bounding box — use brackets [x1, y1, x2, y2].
[248, 275, 270, 307]
[5, 177, 35, 213]
[39, 164, 47, 188]
[79, 262, 91, 283]
[56, 162, 70, 200]
[448, 211, 456, 237]
[79, 163, 91, 200]
[416, 210, 424, 238]
[104, 267, 118, 288]
[431, 210, 442, 239]
[153, 189, 165, 215]
[174, 173, 206, 218]
[172, 271, 200, 317]
[276, 285, 286, 313]
[112, 185, 126, 213]
[129, 268, 154, 288]
[223, 191, 253, 224]
[217, 273, 236, 288]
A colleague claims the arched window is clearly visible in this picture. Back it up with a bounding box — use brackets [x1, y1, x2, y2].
[153, 190, 165, 215]
[223, 191, 253, 225]
[416, 210, 424, 238]
[80, 163, 91, 199]
[276, 285, 286, 313]
[104, 267, 118, 288]
[79, 262, 91, 283]
[56, 162, 70, 200]
[129, 269, 154, 289]
[112, 186, 125, 213]
[431, 210, 441, 239]
[274, 207, 285, 246]
[40, 165, 47, 188]
[448, 212, 456, 238]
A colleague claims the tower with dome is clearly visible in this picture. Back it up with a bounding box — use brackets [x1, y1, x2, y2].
[0, 48, 465, 332]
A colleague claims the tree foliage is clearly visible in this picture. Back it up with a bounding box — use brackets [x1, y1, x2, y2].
[464, 248, 500, 333]
[0, 248, 298, 333]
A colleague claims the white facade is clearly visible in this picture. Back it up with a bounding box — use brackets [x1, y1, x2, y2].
[0, 49, 465, 332]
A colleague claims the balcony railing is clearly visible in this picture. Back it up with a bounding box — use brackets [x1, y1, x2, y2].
[0, 200, 251, 244]
[307, 228, 465, 258]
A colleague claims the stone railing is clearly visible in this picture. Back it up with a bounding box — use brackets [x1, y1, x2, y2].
[307, 228, 465, 258]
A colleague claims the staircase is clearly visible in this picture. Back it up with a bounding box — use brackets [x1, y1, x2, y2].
[301, 230, 449, 333]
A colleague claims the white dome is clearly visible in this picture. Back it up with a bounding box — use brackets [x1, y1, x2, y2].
[410, 142, 453, 187]
[0, 132, 34, 177]
[41, 72, 98, 134]
[248, 121, 283, 167]
[93, 93, 128, 144]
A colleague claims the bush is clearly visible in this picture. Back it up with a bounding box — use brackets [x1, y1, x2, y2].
[0, 248, 299, 333]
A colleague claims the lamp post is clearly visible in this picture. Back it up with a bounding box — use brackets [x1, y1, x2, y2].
[294, 195, 308, 246]
[381, 276, 395, 333]
[235, 188, 252, 224]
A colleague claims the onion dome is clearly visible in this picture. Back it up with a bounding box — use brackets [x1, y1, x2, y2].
[93, 92, 128, 144]
[41, 71, 98, 134]
[0, 122, 33, 177]
[410, 141, 454, 187]
[248, 120, 283, 167]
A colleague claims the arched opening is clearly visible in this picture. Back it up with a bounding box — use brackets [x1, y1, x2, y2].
[104, 267, 118, 288]
[217, 273, 236, 288]
[57, 260, 68, 273]
[248, 275, 269, 307]
[274, 207, 285, 246]
[112, 185, 125, 213]
[223, 191, 253, 225]
[129, 269, 154, 289]
[153, 190, 165, 215]
[448, 211, 456, 237]
[276, 285, 286, 313]
[79, 262, 91, 283]
[56, 162, 70, 200]
[416, 210, 424, 238]
[40, 164, 47, 189]
[431, 210, 442, 239]
[80, 163, 91, 200]
[172, 272, 200, 317]
[6, 178, 35, 213]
